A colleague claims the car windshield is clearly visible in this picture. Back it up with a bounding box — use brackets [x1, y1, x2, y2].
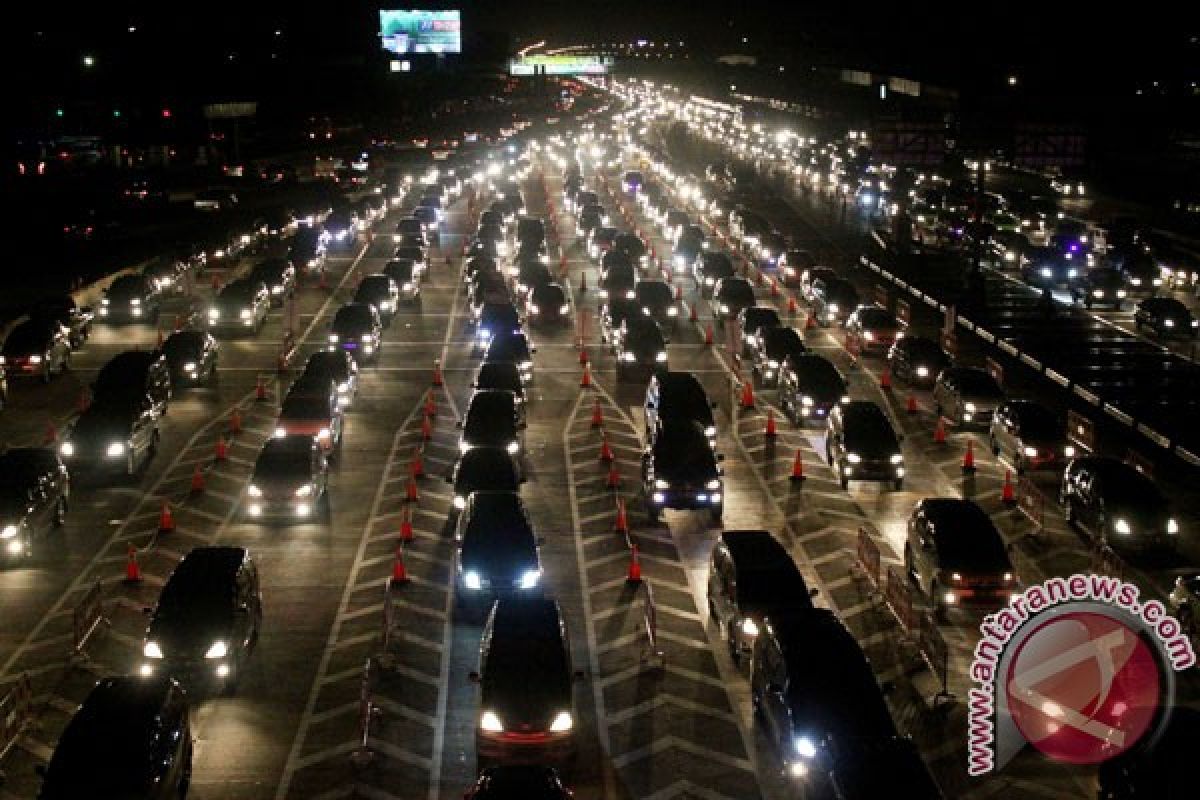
[280, 396, 330, 420]
[3, 321, 52, 352]
[334, 306, 373, 328]
[1015, 405, 1062, 440]
[163, 333, 203, 357]
[254, 450, 310, 481]
[956, 370, 1002, 396]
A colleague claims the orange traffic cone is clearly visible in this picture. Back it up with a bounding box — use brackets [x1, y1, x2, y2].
[190, 465, 205, 493]
[591, 400, 605, 428]
[626, 544, 642, 583]
[605, 463, 621, 489]
[579, 347, 589, 365]
[399, 506, 414, 541]
[405, 476, 419, 502]
[1002, 469, 1016, 504]
[787, 295, 798, 314]
[229, 408, 242, 435]
[255, 375, 267, 401]
[215, 435, 228, 461]
[739, 381, 755, 409]
[43, 423, 57, 445]
[704, 324, 714, 346]
[392, 545, 409, 583]
[962, 440, 977, 474]
[770, 279, 780, 298]
[906, 393, 918, 414]
[410, 448, 425, 479]
[421, 414, 432, 441]
[580, 362, 593, 388]
[690, 303, 699, 323]
[934, 416, 947, 444]
[614, 497, 629, 534]
[805, 312, 817, 330]
[124, 545, 142, 583]
[599, 433, 615, 462]
[880, 369, 892, 390]
[158, 501, 175, 532]
[764, 410, 778, 438]
[424, 390, 437, 417]
[432, 359, 444, 387]
[790, 449, 807, 482]
[675, 284, 683, 301]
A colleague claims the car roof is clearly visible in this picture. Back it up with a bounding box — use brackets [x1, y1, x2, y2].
[491, 594, 564, 643]
[721, 530, 790, 567]
[918, 499, 1008, 567]
[260, 435, 315, 457]
[162, 546, 247, 598]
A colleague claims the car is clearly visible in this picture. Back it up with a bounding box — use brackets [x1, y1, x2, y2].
[932, 366, 1004, 428]
[353, 275, 401, 324]
[642, 420, 723, 522]
[328, 303, 383, 361]
[644, 371, 716, 447]
[31, 295, 93, 348]
[599, 297, 641, 347]
[613, 316, 668, 381]
[449, 448, 523, 513]
[809, 277, 859, 327]
[904, 498, 1019, 617]
[463, 765, 573, 800]
[779, 249, 815, 287]
[1021, 246, 1078, 287]
[382, 259, 422, 303]
[1116, 248, 1164, 291]
[599, 253, 637, 301]
[663, 209, 690, 242]
[526, 282, 569, 326]
[514, 238, 548, 266]
[161, 330, 219, 387]
[454, 491, 541, 608]
[799, 266, 838, 302]
[613, 233, 648, 268]
[886, 336, 951, 389]
[94, 350, 172, 415]
[826, 401, 905, 490]
[779, 353, 848, 425]
[0, 447, 70, 561]
[476, 302, 522, 351]
[397, 229, 430, 251]
[1, 318, 71, 382]
[750, 327, 807, 388]
[513, 260, 554, 299]
[622, 169, 644, 192]
[588, 226, 619, 261]
[672, 225, 707, 274]
[249, 258, 296, 305]
[471, 596, 578, 766]
[276, 392, 342, 452]
[394, 216, 425, 243]
[100, 274, 162, 323]
[37, 675, 192, 799]
[707, 530, 814, 663]
[1060, 456, 1179, 550]
[634, 279, 677, 331]
[1134, 296, 1198, 338]
[301, 349, 358, 409]
[470, 271, 513, 316]
[413, 205, 440, 240]
[289, 227, 328, 274]
[393, 245, 428, 279]
[484, 331, 536, 385]
[756, 230, 788, 268]
[988, 400, 1075, 472]
[576, 204, 605, 236]
[460, 390, 523, 456]
[1067, 267, 1127, 310]
[473, 362, 526, 421]
[737, 306, 783, 355]
[141, 546, 262, 690]
[60, 396, 160, 478]
[750, 608, 932, 792]
[729, 207, 769, 249]
[711, 277, 756, 324]
[515, 217, 545, 246]
[693, 251, 735, 296]
[245, 435, 329, 520]
[844, 305, 905, 354]
[476, 223, 507, 255]
[208, 278, 270, 334]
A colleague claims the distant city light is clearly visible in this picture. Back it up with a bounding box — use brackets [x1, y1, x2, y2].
[82, 55, 95, 67]
[1008, 75, 1018, 86]
[128, 26, 137, 33]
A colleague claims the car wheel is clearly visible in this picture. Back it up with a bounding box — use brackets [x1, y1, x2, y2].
[54, 498, 67, 527]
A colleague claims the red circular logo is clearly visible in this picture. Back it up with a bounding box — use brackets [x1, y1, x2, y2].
[1005, 611, 1161, 765]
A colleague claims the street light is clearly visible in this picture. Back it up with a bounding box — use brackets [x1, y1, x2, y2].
[1008, 75, 1018, 86]
[82, 55, 95, 67]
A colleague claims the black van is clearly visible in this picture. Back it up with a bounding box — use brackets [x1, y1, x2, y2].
[93, 350, 172, 416]
[1060, 456, 1179, 551]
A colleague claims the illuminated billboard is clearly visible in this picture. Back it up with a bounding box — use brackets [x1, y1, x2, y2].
[379, 10, 462, 55]
[509, 55, 612, 76]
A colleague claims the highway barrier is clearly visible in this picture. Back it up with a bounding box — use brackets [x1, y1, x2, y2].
[1015, 475, 1046, 534]
[854, 526, 881, 590]
[883, 566, 916, 634]
[638, 580, 665, 670]
[917, 613, 954, 704]
[350, 657, 378, 767]
[70, 580, 107, 664]
[0, 674, 35, 782]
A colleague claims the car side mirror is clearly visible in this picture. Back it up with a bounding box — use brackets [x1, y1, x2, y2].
[467, 671, 481, 683]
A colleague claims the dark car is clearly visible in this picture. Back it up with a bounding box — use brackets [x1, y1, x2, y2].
[635, 280, 677, 330]
[100, 274, 162, 323]
[1, 318, 71, 382]
[988, 400, 1075, 473]
[756, 230, 788, 268]
[886, 336, 951, 389]
[394, 215, 425, 243]
[1021, 246, 1079, 287]
[471, 596, 578, 766]
[245, 435, 329, 520]
[779, 249, 815, 287]
[514, 260, 554, 299]
[809, 277, 859, 327]
[708, 530, 814, 663]
[672, 225, 706, 275]
[613, 316, 667, 381]
[324, 209, 357, 247]
[1069, 267, 1128, 310]
[382, 259, 422, 303]
[779, 353, 848, 425]
[1134, 296, 1197, 338]
[473, 362, 526, 423]
[31, 295, 93, 348]
[750, 327, 807, 388]
[751, 609, 940, 796]
[471, 272, 514, 317]
[599, 254, 637, 302]
[588, 226, 619, 261]
[600, 298, 641, 347]
[94, 350, 172, 416]
[576, 204, 606, 237]
[461, 390, 523, 456]
[904, 498, 1018, 617]
[0, 447, 70, 561]
[642, 420, 723, 522]
[329, 303, 383, 361]
[711, 277, 756, 324]
[463, 765, 573, 800]
[353, 275, 401, 324]
[161, 330, 219, 387]
[289, 226, 328, 273]
[663, 209, 690, 241]
[60, 397, 160, 478]
[693, 251, 735, 295]
[622, 169, 644, 192]
[461, 255, 495, 288]
[516, 217, 545, 246]
[644, 371, 716, 446]
[737, 305, 783, 355]
[484, 331, 536, 385]
[826, 401, 905, 490]
[476, 302, 522, 351]
[933, 366, 1004, 428]
[454, 491, 541, 607]
[450, 448, 523, 513]
[276, 392, 342, 452]
[207, 278, 270, 334]
[1060, 457, 1179, 550]
[249, 259, 295, 305]
[393, 245, 428, 279]
[302, 349, 358, 409]
[613, 233, 647, 268]
[141, 546, 263, 690]
[799, 266, 839, 302]
[412, 205, 441, 240]
[845, 306, 905, 354]
[526, 282, 569, 326]
[37, 676, 192, 800]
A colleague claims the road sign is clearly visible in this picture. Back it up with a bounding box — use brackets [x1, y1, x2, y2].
[870, 119, 946, 167]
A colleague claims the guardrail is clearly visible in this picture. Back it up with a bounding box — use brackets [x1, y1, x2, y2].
[883, 566, 916, 634]
[854, 526, 881, 592]
[1015, 475, 1046, 535]
[350, 657, 378, 767]
[70, 580, 108, 666]
[917, 613, 954, 704]
[638, 580, 665, 669]
[0, 674, 35, 784]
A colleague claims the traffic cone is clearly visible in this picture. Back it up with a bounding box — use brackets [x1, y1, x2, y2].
[704, 323, 714, 346]
[934, 416, 947, 444]
[399, 506, 414, 541]
[215, 436, 228, 462]
[765, 410, 778, 438]
[392, 545, 409, 583]
[405, 476, 419, 502]
[770, 279, 780, 298]
[255, 375, 267, 401]
[787, 295, 798, 314]
[124, 545, 142, 583]
[1002, 469, 1016, 504]
[190, 465, 205, 493]
[962, 440, 977, 474]
[579, 347, 589, 365]
[591, 400, 605, 428]
[626, 544, 642, 583]
[790, 449, 807, 482]
[805, 312, 817, 330]
[229, 408, 242, 435]
[421, 414, 432, 441]
[43, 423, 57, 445]
[158, 501, 175, 532]
[880, 369, 892, 390]
[432, 359, 444, 387]
[906, 393, 918, 414]
[605, 463, 621, 489]
[410, 448, 425, 479]
[739, 381, 755, 409]
[599, 433, 615, 462]
[690, 302, 698, 322]
[580, 362, 593, 388]
[614, 497, 629, 534]
[424, 390, 437, 417]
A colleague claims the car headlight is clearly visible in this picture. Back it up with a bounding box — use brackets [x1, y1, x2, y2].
[274, 427, 287, 438]
[964, 402, 977, 413]
[208, 309, 220, 320]
[621, 351, 636, 362]
[1092, 289, 1105, 298]
[1114, 518, 1132, 535]
[464, 571, 482, 590]
[1040, 268, 1053, 278]
[740, 617, 759, 636]
[654, 479, 670, 489]
[549, 711, 573, 732]
[706, 479, 720, 490]
[1117, 290, 1127, 298]
[144, 641, 164, 659]
[0, 525, 17, 540]
[666, 306, 678, 316]
[295, 485, 312, 497]
[328, 334, 339, 343]
[1164, 319, 1175, 328]
[705, 277, 715, 286]
[337, 381, 350, 393]
[480, 710, 503, 732]
[453, 495, 466, 510]
[402, 282, 414, 291]
[827, 304, 838, 314]
[272, 285, 284, 295]
[846, 453, 862, 464]
[890, 453, 904, 464]
[130, 298, 141, 306]
[318, 428, 331, 440]
[656, 351, 668, 363]
[794, 736, 817, 759]
[59, 442, 74, 457]
[1167, 518, 1179, 534]
[1023, 446, 1039, 458]
[1003, 572, 1015, 583]
[205, 640, 228, 659]
[107, 442, 126, 458]
[520, 569, 542, 589]
[507, 441, 520, 455]
[248, 485, 263, 497]
[240, 309, 252, 320]
[183, 361, 197, 372]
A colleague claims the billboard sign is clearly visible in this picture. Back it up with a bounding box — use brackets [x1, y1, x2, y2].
[379, 10, 461, 55]
[509, 54, 611, 76]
